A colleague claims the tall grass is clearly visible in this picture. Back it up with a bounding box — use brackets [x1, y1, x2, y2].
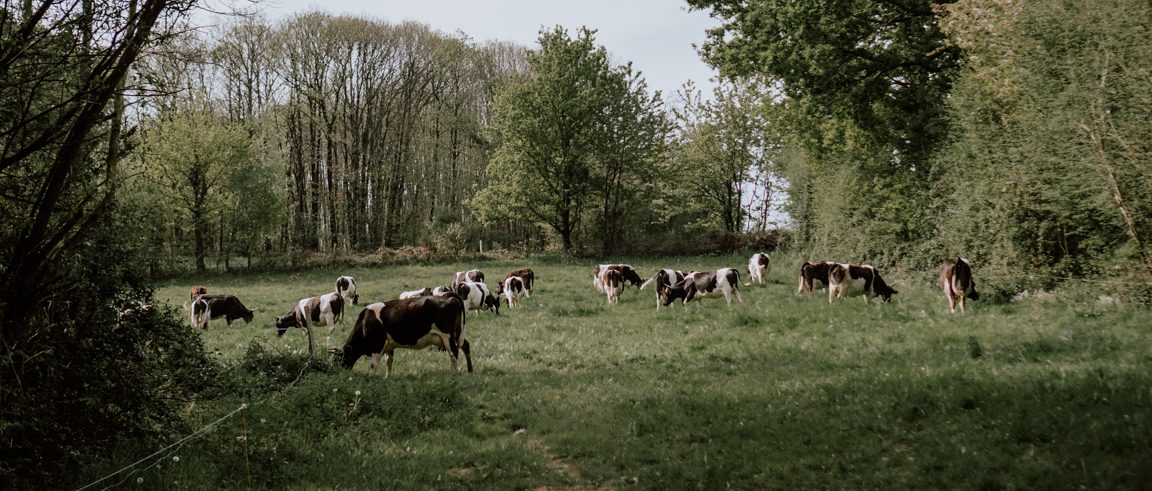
[72, 255, 1152, 489]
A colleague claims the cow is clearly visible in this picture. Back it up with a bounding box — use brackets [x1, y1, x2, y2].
[747, 253, 771, 286]
[640, 268, 686, 309]
[187, 294, 255, 329]
[450, 269, 484, 294]
[603, 268, 624, 304]
[593, 264, 644, 293]
[336, 276, 359, 305]
[501, 268, 535, 297]
[662, 268, 744, 308]
[940, 257, 980, 313]
[432, 285, 454, 297]
[190, 285, 207, 302]
[502, 276, 528, 308]
[399, 287, 433, 299]
[797, 261, 837, 295]
[275, 292, 347, 355]
[828, 263, 898, 304]
[329, 295, 472, 379]
[457, 281, 501, 315]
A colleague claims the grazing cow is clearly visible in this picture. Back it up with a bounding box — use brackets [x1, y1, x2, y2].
[828, 263, 898, 304]
[190, 285, 207, 301]
[330, 295, 472, 378]
[503, 276, 527, 307]
[336, 276, 359, 305]
[275, 292, 346, 355]
[640, 268, 686, 309]
[747, 253, 771, 286]
[940, 257, 980, 313]
[399, 287, 433, 299]
[457, 281, 501, 315]
[501, 268, 535, 296]
[797, 261, 837, 295]
[662, 268, 744, 308]
[593, 264, 644, 293]
[603, 269, 624, 304]
[451, 269, 484, 293]
[187, 294, 255, 329]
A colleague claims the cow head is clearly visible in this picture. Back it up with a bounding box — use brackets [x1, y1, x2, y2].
[874, 277, 898, 302]
[274, 310, 298, 336]
[661, 282, 689, 306]
[967, 280, 980, 301]
[330, 346, 361, 369]
[484, 293, 501, 315]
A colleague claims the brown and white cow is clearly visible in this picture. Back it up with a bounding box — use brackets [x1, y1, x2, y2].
[190, 285, 207, 302]
[828, 263, 898, 304]
[330, 295, 472, 378]
[450, 269, 484, 294]
[399, 287, 434, 299]
[501, 268, 535, 297]
[940, 257, 980, 313]
[797, 261, 836, 295]
[336, 276, 359, 305]
[275, 292, 346, 355]
[662, 268, 744, 308]
[747, 253, 771, 286]
[188, 294, 256, 330]
[457, 281, 501, 315]
[593, 264, 644, 293]
[502, 276, 528, 308]
[640, 268, 686, 309]
[603, 268, 624, 304]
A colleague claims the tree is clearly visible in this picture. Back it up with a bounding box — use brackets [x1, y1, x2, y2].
[688, 0, 961, 263]
[673, 79, 777, 234]
[139, 110, 260, 272]
[474, 26, 668, 253]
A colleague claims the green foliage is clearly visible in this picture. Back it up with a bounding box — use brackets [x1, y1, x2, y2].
[474, 26, 671, 253]
[932, 0, 1152, 280]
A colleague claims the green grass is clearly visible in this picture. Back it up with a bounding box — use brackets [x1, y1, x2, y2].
[72, 255, 1152, 490]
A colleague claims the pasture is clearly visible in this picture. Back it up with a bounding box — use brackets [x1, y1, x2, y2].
[74, 255, 1151, 490]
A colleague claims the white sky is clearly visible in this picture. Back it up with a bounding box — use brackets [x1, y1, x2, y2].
[212, 0, 721, 101]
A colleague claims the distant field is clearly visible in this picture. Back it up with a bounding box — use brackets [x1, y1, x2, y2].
[74, 255, 1152, 490]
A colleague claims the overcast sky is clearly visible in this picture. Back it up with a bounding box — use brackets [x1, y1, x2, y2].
[226, 0, 721, 101]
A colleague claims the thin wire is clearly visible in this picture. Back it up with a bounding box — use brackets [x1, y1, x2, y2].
[75, 403, 248, 491]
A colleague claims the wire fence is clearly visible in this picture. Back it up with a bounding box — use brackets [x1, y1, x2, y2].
[75, 340, 321, 491]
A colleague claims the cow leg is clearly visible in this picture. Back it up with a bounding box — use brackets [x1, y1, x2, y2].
[383, 350, 396, 379]
[305, 325, 315, 357]
[957, 294, 966, 314]
[369, 353, 380, 371]
[325, 313, 336, 334]
[733, 286, 744, 303]
[460, 338, 473, 373]
[443, 334, 458, 372]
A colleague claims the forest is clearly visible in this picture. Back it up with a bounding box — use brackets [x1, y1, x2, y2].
[2, 0, 1150, 487]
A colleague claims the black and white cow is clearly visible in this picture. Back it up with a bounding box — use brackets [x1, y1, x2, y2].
[336, 276, 359, 305]
[828, 263, 898, 304]
[640, 268, 686, 309]
[797, 261, 837, 295]
[188, 294, 256, 330]
[662, 268, 744, 308]
[330, 295, 472, 378]
[940, 257, 979, 313]
[275, 292, 346, 355]
[747, 253, 771, 286]
[457, 281, 501, 315]
[502, 276, 527, 308]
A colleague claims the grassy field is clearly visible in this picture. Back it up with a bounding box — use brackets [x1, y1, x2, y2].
[73, 254, 1151, 490]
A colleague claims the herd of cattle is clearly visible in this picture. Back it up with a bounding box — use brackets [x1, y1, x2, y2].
[183, 255, 980, 377]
